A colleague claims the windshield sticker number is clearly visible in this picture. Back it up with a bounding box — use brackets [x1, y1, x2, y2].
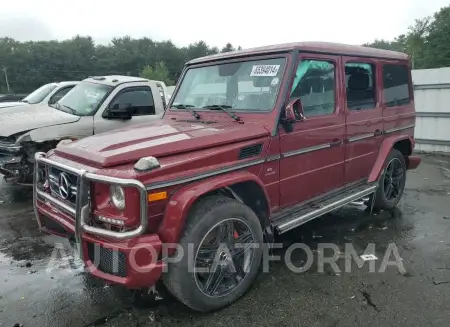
[250, 65, 280, 77]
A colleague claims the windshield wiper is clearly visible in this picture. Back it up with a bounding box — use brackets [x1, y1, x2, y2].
[172, 104, 201, 120]
[61, 104, 78, 115]
[21, 99, 29, 103]
[203, 105, 241, 122]
[53, 102, 77, 115]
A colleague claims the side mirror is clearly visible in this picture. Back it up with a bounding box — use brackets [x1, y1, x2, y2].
[104, 103, 132, 120]
[281, 98, 304, 132]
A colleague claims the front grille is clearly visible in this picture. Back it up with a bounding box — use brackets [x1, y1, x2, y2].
[48, 166, 78, 205]
[87, 243, 127, 278]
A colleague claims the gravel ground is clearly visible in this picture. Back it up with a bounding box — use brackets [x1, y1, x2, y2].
[1, 154, 450, 327]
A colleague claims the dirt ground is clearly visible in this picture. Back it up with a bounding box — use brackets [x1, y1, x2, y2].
[1, 154, 450, 327]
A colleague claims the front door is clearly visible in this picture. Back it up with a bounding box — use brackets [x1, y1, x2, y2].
[94, 85, 164, 134]
[279, 54, 346, 208]
[343, 57, 384, 183]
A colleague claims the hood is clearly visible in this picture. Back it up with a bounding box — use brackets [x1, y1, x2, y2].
[0, 104, 80, 137]
[55, 120, 270, 167]
[0, 101, 27, 109]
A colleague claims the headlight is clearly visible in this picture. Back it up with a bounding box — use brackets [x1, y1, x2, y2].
[110, 185, 125, 210]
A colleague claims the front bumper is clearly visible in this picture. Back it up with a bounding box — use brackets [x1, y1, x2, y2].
[34, 152, 164, 288]
[0, 141, 23, 181]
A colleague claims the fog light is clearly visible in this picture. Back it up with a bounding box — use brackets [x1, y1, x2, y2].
[110, 185, 125, 210]
[97, 215, 125, 226]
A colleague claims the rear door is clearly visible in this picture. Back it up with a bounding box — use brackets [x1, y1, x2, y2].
[343, 57, 384, 184]
[279, 53, 345, 208]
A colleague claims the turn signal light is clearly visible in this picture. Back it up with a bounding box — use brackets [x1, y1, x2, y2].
[148, 191, 167, 202]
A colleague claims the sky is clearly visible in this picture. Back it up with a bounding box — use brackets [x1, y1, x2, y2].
[0, 0, 448, 48]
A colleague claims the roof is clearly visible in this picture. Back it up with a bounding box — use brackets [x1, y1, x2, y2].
[56, 81, 79, 86]
[83, 75, 148, 86]
[188, 42, 409, 64]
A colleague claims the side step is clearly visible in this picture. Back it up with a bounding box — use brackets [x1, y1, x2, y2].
[272, 183, 377, 234]
[349, 197, 370, 206]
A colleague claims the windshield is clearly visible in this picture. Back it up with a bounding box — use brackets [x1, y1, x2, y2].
[172, 57, 286, 111]
[57, 82, 112, 116]
[23, 83, 57, 104]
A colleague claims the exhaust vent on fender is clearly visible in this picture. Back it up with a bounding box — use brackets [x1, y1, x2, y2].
[238, 144, 263, 160]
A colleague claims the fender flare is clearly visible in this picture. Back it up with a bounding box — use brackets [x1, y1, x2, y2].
[368, 135, 412, 183]
[157, 170, 270, 244]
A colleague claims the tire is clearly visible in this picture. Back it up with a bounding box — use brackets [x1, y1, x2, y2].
[370, 149, 407, 211]
[163, 195, 264, 312]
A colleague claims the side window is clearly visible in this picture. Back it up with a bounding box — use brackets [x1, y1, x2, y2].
[345, 63, 376, 110]
[110, 87, 155, 116]
[290, 60, 335, 117]
[48, 86, 74, 104]
[382, 64, 411, 107]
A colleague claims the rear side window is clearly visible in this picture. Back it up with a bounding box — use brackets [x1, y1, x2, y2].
[345, 63, 376, 110]
[382, 64, 411, 107]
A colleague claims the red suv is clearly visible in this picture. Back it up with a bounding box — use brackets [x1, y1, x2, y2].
[33, 42, 421, 312]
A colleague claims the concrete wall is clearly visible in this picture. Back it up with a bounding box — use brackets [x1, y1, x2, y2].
[412, 67, 450, 153]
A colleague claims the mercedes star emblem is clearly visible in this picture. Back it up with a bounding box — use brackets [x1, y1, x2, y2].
[58, 172, 71, 199]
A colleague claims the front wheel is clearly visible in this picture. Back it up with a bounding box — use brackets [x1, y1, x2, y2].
[370, 149, 407, 211]
[163, 195, 264, 312]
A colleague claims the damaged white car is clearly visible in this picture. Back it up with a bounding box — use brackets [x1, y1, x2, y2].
[0, 75, 169, 184]
[0, 81, 79, 109]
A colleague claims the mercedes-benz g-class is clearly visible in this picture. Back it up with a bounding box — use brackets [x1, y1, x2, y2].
[33, 42, 421, 312]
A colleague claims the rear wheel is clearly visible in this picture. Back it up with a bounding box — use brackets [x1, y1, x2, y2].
[163, 195, 263, 312]
[370, 149, 407, 211]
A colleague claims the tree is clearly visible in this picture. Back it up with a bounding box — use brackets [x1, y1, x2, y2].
[221, 43, 235, 53]
[1, 38, 235, 92]
[4, 5, 449, 94]
[422, 6, 450, 68]
[404, 17, 430, 68]
[365, 5, 450, 69]
[140, 61, 173, 85]
[363, 39, 405, 52]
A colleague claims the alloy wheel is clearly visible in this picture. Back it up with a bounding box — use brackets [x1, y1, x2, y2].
[194, 218, 256, 298]
[383, 157, 405, 201]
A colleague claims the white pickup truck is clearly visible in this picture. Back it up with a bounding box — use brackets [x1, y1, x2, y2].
[0, 81, 79, 109]
[0, 75, 169, 184]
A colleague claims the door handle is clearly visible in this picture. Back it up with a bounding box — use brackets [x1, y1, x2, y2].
[374, 129, 383, 136]
[330, 139, 342, 147]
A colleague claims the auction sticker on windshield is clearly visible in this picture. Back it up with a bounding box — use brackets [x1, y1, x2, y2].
[250, 65, 280, 77]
